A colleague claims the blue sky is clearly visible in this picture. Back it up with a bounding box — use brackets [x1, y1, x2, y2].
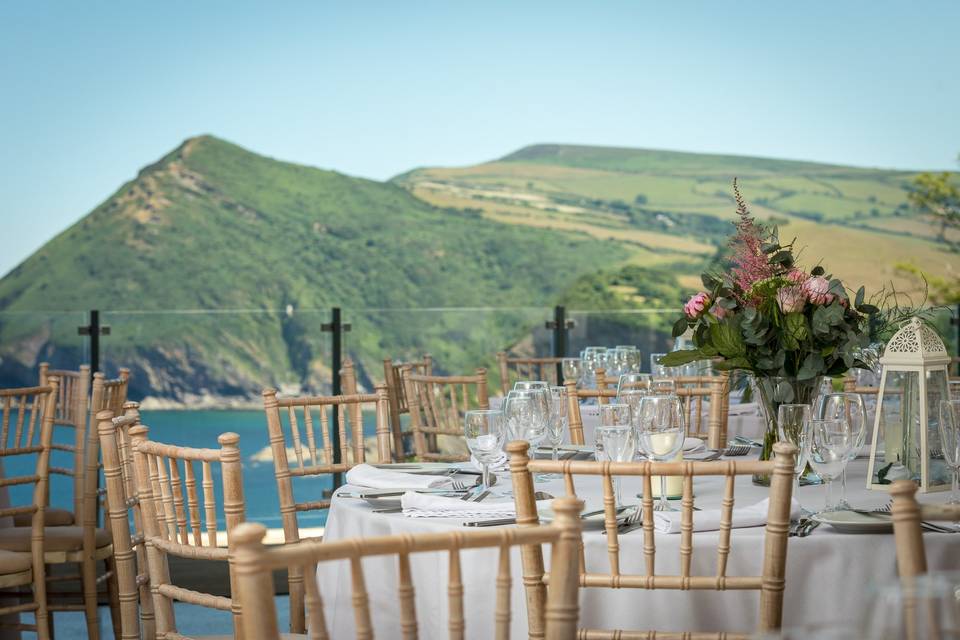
[1, 1, 958, 276]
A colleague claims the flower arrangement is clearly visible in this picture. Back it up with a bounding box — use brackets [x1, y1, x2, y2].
[661, 180, 879, 380]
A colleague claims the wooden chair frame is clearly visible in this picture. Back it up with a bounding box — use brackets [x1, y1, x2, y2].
[402, 367, 490, 462]
[383, 354, 433, 460]
[262, 384, 391, 633]
[98, 404, 156, 640]
[891, 480, 960, 579]
[38, 363, 91, 521]
[508, 440, 797, 639]
[232, 497, 585, 640]
[496, 352, 563, 395]
[0, 381, 59, 639]
[130, 425, 247, 638]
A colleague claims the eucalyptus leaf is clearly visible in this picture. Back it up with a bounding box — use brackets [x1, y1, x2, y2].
[659, 349, 703, 367]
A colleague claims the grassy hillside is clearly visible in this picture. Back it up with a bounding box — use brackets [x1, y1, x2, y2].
[397, 144, 960, 296]
[0, 137, 629, 400]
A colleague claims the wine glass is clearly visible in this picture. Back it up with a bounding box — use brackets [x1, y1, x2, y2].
[650, 378, 677, 395]
[561, 358, 583, 386]
[808, 418, 853, 513]
[504, 389, 548, 480]
[814, 392, 867, 509]
[542, 386, 569, 479]
[650, 352, 667, 376]
[617, 373, 651, 395]
[464, 410, 506, 492]
[635, 395, 686, 512]
[616, 388, 648, 458]
[616, 345, 642, 373]
[512, 381, 553, 434]
[595, 425, 635, 506]
[777, 403, 812, 515]
[939, 400, 960, 504]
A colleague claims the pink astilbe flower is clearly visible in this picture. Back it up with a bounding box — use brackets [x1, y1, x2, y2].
[802, 276, 834, 305]
[776, 286, 806, 313]
[729, 179, 777, 295]
[684, 292, 712, 319]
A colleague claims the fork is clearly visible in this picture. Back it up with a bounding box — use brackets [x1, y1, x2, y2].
[723, 443, 752, 457]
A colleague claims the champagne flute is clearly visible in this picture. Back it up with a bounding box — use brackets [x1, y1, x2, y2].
[808, 418, 853, 513]
[814, 392, 867, 509]
[636, 395, 685, 512]
[939, 400, 960, 504]
[617, 388, 649, 459]
[777, 403, 812, 515]
[464, 410, 506, 492]
[542, 386, 569, 479]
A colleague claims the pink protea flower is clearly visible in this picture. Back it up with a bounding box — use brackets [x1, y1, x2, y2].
[786, 269, 807, 284]
[802, 276, 834, 305]
[776, 285, 806, 313]
[684, 292, 712, 319]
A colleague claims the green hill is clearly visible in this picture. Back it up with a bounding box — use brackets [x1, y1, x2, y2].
[0, 136, 630, 401]
[398, 143, 960, 295]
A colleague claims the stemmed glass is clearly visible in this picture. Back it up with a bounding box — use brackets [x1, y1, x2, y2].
[616, 345, 641, 373]
[650, 378, 677, 395]
[595, 403, 635, 505]
[561, 358, 583, 386]
[777, 403, 812, 514]
[635, 395, 686, 512]
[616, 388, 649, 459]
[938, 400, 960, 504]
[808, 418, 854, 513]
[464, 409, 506, 492]
[542, 386, 569, 479]
[650, 353, 667, 376]
[617, 373, 651, 395]
[504, 388, 548, 480]
[814, 392, 867, 509]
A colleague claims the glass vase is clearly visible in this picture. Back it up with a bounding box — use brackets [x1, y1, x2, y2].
[751, 375, 824, 486]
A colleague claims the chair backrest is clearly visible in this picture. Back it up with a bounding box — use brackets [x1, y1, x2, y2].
[92, 369, 131, 416]
[232, 497, 585, 640]
[507, 440, 797, 638]
[562, 380, 618, 446]
[39, 363, 91, 516]
[842, 377, 880, 396]
[891, 480, 960, 579]
[97, 404, 156, 640]
[674, 374, 730, 450]
[261, 385, 391, 633]
[0, 380, 58, 638]
[402, 367, 490, 462]
[129, 425, 247, 638]
[496, 352, 562, 395]
[382, 355, 432, 459]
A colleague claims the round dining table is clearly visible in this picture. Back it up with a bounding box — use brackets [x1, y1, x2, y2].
[316, 455, 960, 639]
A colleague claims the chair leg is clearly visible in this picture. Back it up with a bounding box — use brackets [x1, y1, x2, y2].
[81, 556, 100, 640]
[105, 558, 122, 640]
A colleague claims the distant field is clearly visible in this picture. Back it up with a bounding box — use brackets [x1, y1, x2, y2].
[397, 144, 960, 297]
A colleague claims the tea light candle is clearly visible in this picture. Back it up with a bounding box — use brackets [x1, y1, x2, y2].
[647, 432, 683, 498]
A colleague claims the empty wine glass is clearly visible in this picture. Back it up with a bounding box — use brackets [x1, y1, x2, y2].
[777, 403, 812, 515]
[541, 386, 569, 479]
[595, 424, 635, 505]
[939, 400, 960, 504]
[464, 410, 506, 492]
[617, 373, 651, 395]
[617, 388, 649, 458]
[650, 378, 677, 395]
[636, 395, 685, 512]
[815, 392, 867, 509]
[561, 358, 583, 386]
[503, 390, 546, 444]
[650, 353, 667, 376]
[808, 418, 853, 513]
[616, 345, 642, 373]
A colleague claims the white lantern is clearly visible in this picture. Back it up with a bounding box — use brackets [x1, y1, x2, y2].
[866, 317, 951, 493]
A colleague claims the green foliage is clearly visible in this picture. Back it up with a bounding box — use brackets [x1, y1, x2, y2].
[908, 160, 960, 244]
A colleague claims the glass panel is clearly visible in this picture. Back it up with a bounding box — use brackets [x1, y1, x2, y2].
[567, 309, 676, 373]
[926, 367, 951, 489]
[0, 311, 90, 386]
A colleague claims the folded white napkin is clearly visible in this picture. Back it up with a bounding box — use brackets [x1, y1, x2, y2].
[470, 452, 509, 472]
[401, 491, 516, 519]
[652, 498, 801, 534]
[345, 464, 450, 490]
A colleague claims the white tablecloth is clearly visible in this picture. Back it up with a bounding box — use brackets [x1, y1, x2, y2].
[317, 458, 960, 638]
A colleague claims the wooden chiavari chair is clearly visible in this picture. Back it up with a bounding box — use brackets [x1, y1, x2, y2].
[129, 425, 247, 638]
[34, 363, 90, 527]
[842, 376, 880, 397]
[402, 367, 490, 462]
[0, 381, 59, 639]
[261, 385, 391, 633]
[232, 497, 585, 640]
[891, 480, 960, 580]
[508, 440, 797, 639]
[98, 404, 156, 640]
[0, 374, 121, 639]
[382, 354, 432, 460]
[496, 352, 563, 395]
[674, 374, 729, 451]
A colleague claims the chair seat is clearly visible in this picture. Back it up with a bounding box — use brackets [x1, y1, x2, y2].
[0, 549, 32, 574]
[12, 508, 75, 527]
[0, 526, 111, 552]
